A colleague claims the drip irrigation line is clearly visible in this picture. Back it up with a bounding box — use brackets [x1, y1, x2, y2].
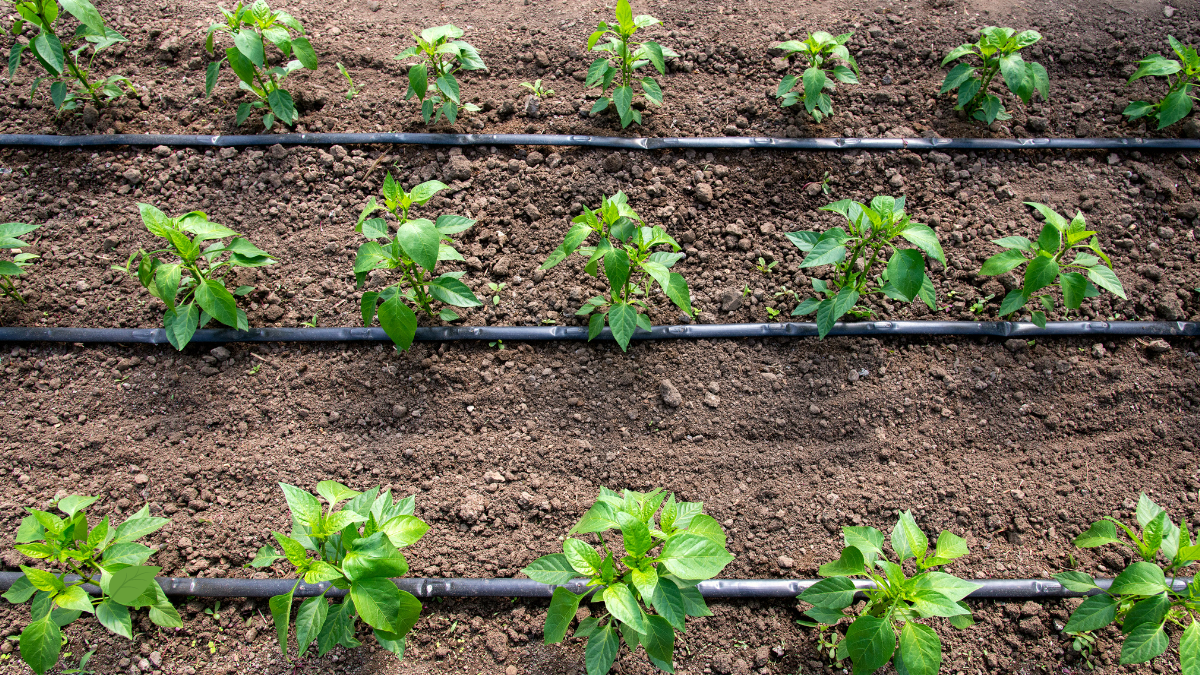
[1, 132, 1199, 151]
[0, 572, 1186, 599]
[0, 321, 1194, 345]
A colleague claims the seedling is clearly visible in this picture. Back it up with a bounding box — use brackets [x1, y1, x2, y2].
[521, 79, 555, 99]
[5, 0, 135, 111]
[1057, 493, 1200, 666]
[488, 282, 506, 305]
[522, 487, 734, 675]
[301, 313, 318, 327]
[803, 171, 833, 196]
[355, 174, 482, 351]
[3, 496, 179, 675]
[61, 649, 95, 674]
[755, 257, 777, 275]
[250, 481, 430, 661]
[741, 284, 751, 298]
[488, 339, 505, 350]
[969, 293, 995, 314]
[395, 25, 485, 125]
[115, 204, 273, 350]
[799, 511, 980, 675]
[336, 62, 358, 100]
[540, 191, 694, 351]
[786, 195, 945, 338]
[978, 202, 1125, 327]
[1124, 36, 1200, 129]
[796, 621, 844, 667]
[585, 0, 678, 128]
[765, 306, 780, 319]
[204, 601, 222, 623]
[775, 32, 859, 122]
[940, 27, 1048, 124]
[0, 222, 41, 303]
[204, 0, 319, 129]
[1066, 630, 1097, 670]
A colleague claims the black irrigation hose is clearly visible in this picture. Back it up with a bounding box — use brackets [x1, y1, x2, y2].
[0, 321, 1195, 345]
[0, 571, 1188, 599]
[2, 132, 1200, 151]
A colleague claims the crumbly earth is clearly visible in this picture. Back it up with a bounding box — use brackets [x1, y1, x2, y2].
[1, 0, 1200, 673]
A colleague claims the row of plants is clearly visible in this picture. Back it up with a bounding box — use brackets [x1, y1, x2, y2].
[5, 0, 1199, 130]
[0, 179, 1129, 349]
[4, 488, 1194, 675]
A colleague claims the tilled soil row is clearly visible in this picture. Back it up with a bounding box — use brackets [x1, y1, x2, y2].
[0, 332, 1197, 673]
[0, 142, 1198, 334]
[0, 0, 1199, 141]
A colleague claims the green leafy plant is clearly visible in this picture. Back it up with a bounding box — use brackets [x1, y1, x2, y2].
[798, 511, 979, 675]
[336, 62, 358, 100]
[204, 0, 318, 129]
[3, 496, 180, 675]
[584, 0, 677, 128]
[1067, 630, 1097, 670]
[786, 195, 945, 338]
[488, 281, 505, 305]
[521, 79, 555, 99]
[203, 601, 222, 623]
[5, 0, 135, 111]
[395, 25, 484, 125]
[116, 204, 274, 350]
[804, 170, 833, 196]
[1123, 36, 1200, 129]
[488, 339, 505, 350]
[355, 174, 482, 351]
[968, 293, 995, 314]
[301, 313, 318, 328]
[540, 191, 693, 351]
[765, 306, 780, 319]
[774, 32, 859, 122]
[940, 27, 1048, 124]
[61, 649, 95, 674]
[1056, 493, 1200, 667]
[755, 257, 777, 275]
[522, 487, 734, 675]
[978, 202, 1126, 327]
[0, 222, 41, 303]
[250, 481, 430, 661]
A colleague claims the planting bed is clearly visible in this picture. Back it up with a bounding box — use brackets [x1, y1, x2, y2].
[0, 0, 1198, 140]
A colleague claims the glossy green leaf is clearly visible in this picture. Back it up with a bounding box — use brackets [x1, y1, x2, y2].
[544, 587, 581, 644]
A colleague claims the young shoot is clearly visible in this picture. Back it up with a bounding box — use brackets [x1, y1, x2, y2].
[521, 79, 555, 99]
[775, 32, 860, 122]
[336, 62, 358, 100]
[395, 25, 485, 125]
[0, 222, 41, 303]
[585, 0, 677, 128]
[204, 0, 318, 129]
[1124, 36, 1200, 129]
[940, 27, 1048, 125]
[786, 195, 945, 338]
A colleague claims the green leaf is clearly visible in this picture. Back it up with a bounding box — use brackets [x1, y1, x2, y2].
[343, 532, 408, 581]
[544, 587, 581, 644]
[396, 218, 441, 272]
[585, 624, 620, 675]
[658, 533, 734, 580]
[1121, 622, 1169, 664]
[436, 74, 460, 104]
[891, 511, 928, 562]
[898, 223, 945, 264]
[269, 588, 295, 658]
[407, 63, 428, 100]
[602, 583, 647, 634]
[931, 531, 969, 562]
[845, 616, 895, 674]
[1159, 87, 1194, 129]
[572, 501, 620, 534]
[616, 511, 653, 557]
[96, 599, 132, 639]
[910, 589, 969, 618]
[608, 302, 639, 352]
[912, 572, 980, 602]
[55, 496, 98, 519]
[940, 62, 976, 93]
[32, 33, 64, 76]
[268, 88, 297, 126]
[373, 629, 406, 658]
[378, 297, 417, 351]
[193, 279, 238, 328]
[818, 546, 865, 577]
[800, 228, 848, 268]
[3, 575, 37, 604]
[1052, 571, 1100, 593]
[52, 585, 92, 614]
[295, 595, 328, 658]
[59, 0, 106, 34]
[895, 622, 941, 675]
[1109, 562, 1169, 596]
[642, 40, 666, 74]
[522, 554, 578, 585]
[1023, 255, 1059, 295]
[980, 249, 1028, 276]
[350, 578, 407, 633]
[317, 599, 360, 656]
[1124, 593, 1171, 634]
[642, 615, 676, 672]
[650, 577, 687, 632]
[234, 28, 265, 67]
[291, 36, 317, 70]
[885, 249, 926, 302]
[802, 66, 827, 113]
[1064, 593, 1118, 632]
[20, 616, 61, 675]
[108, 566, 160, 605]
[377, 515, 429, 548]
[279, 483, 322, 529]
[1181, 622, 1200, 675]
[427, 275, 481, 307]
[1087, 265, 1127, 299]
[800, 576, 856, 609]
[21, 567, 63, 593]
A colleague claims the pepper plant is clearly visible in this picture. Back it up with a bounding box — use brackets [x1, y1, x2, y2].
[5, 0, 135, 111]
[395, 25, 485, 125]
[115, 204, 273, 350]
[0, 222, 41, 303]
[1123, 36, 1200, 130]
[585, 0, 677, 128]
[774, 31, 859, 123]
[355, 174, 481, 351]
[799, 511, 979, 675]
[4, 496, 179, 675]
[540, 191, 693, 351]
[251, 482, 428, 660]
[522, 487, 734, 675]
[978, 202, 1126, 327]
[940, 27, 1048, 125]
[1056, 493, 1200, 667]
[786, 195, 944, 338]
[204, 0, 318, 129]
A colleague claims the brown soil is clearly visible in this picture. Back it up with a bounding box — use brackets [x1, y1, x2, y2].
[0, 0, 1200, 674]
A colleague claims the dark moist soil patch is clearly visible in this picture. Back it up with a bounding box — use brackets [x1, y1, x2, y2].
[0, 144, 1198, 332]
[0, 332, 1198, 673]
[1, 0, 1199, 141]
